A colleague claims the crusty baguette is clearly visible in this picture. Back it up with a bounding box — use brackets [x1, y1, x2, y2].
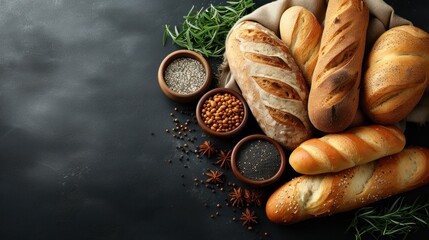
[289, 124, 406, 174]
[309, 0, 369, 133]
[279, 6, 322, 86]
[225, 21, 312, 150]
[266, 146, 429, 224]
[361, 25, 429, 124]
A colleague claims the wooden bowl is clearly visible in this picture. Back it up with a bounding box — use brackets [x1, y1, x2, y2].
[158, 49, 211, 103]
[196, 88, 248, 138]
[231, 134, 286, 187]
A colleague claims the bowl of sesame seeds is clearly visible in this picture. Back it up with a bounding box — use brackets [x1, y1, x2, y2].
[158, 49, 212, 103]
[196, 88, 249, 138]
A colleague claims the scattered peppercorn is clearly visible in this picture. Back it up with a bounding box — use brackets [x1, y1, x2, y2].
[164, 107, 267, 236]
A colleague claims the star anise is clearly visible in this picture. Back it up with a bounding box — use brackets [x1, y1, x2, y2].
[229, 187, 244, 207]
[199, 141, 216, 158]
[240, 208, 258, 226]
[205, 169, 223, 184]
[215, 150, 232, 168]
[244, 189, 263, 207]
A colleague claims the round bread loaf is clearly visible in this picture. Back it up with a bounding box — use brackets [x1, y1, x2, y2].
[361, 25, 429, 124]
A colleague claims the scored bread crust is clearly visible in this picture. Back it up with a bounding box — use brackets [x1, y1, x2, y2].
[225, 21, 312, 150]
[361, 25, 429, 124]
[309, 0, 369, 133]
[289, 125, 406, 174]
[280, 6, 322, 86]
[266, 146, 429, 224]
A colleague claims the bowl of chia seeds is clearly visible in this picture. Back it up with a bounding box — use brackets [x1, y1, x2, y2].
[231, 134, 286, 187]
[158, 49, 212, 103]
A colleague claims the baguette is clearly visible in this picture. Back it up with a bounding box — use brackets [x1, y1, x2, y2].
[361, 25, 429, 124]
[289, 125, 406, 174]
[309, 0, 369, 133]
[225, 21, 312, 150]
[279, 6, 322, 86]
[266, 146, 429, 224]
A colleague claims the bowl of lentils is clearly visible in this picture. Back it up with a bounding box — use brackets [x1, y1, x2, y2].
[231, 134, 286, 187]
[158, 49, 211, 103]
[196, 88, 248, 138]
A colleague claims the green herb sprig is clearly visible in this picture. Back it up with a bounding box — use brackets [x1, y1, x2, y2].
[163, 0, 255, 58]
[347, 197, 429, 240]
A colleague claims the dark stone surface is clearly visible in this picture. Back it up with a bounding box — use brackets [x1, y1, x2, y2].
[0, 0, 428, 239]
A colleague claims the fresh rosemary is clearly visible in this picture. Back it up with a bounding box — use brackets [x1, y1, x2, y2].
[347, 197, 429, 240]
[163, 0, 255, 58]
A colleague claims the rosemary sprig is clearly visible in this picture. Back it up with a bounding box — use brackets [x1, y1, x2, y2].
[347, 197, 429, 240]
[163, 0, 255, 58]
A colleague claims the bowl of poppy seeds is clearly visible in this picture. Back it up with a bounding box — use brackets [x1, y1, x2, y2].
[231, 134, 286, 187]
[158, 49, 211, 103]
[196, 88, 249, 138]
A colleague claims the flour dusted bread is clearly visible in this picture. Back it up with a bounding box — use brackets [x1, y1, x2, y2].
[289, 125, 406, 174]
[361, 25, 429, 124]
[225, 21, 312, 149]
[280, 6, 322, 86]
[266, 146, 429, 224]
[309, 0, 369, 133]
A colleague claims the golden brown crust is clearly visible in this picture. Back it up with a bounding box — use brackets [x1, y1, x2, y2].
[289, 125, 406, 174]
[266, 147, 429, 224]
[309, 0, 369, 133]
[280, 6, 322, 86]
[266, 106, 306, 131]
[361, 25, 429, 124]
[253, 76, 301, 100]
[225, 21, 312, 149]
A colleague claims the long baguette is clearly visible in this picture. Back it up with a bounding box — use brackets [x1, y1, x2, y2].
[289, 125, 406, 174]
[309, 0, 369, 133]
[266, 146, 429, 224]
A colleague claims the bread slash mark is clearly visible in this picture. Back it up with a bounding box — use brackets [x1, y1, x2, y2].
[338, 0, 353, 13]
[317, 41, 358, 82]
[266, 106, 305, 130]
[238, 28, 290, 53]
[353, 162, 376, 196]
[368, 87, 415, 112]
[253, 76, 301, 101]
[320, 21, 353, 57]
[290, 9, 304, 51]
[320, 71, 357, 107]
[244, 52, 292, 71]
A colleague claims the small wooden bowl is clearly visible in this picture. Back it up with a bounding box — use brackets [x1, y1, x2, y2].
[196, 88, 248, 138]
[231, 134, 286, 187]
[158, 49, 211, 103]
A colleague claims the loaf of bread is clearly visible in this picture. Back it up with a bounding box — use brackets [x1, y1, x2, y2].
[266, 146, 429, 224]
[225, 21, 312, 150]
[309, 0, 369, 133]
[279, 6, 322, 86]
[361, 25, 429, 124]
[289, 124, 406, 174]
